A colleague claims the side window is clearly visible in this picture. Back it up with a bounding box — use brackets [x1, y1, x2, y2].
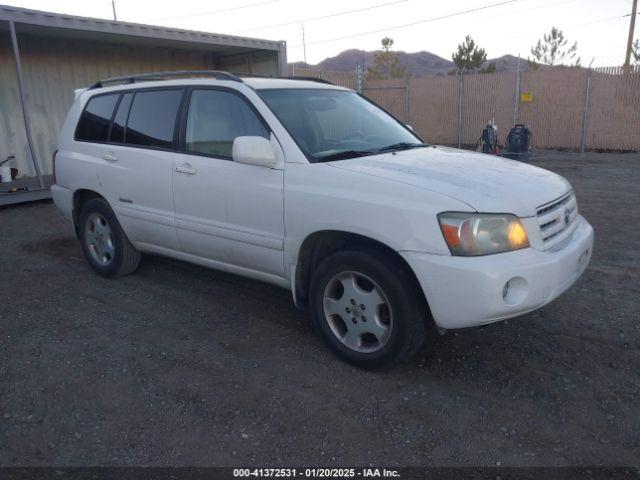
[109, 93, 133, 143]
[75, 93, 119, 142]
[125, 90, 183, 148]
[185, 89, 268, 158]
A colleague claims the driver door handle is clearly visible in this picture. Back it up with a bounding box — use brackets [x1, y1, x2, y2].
[102, 152, 118, 162]
[175, 164, 197, 175]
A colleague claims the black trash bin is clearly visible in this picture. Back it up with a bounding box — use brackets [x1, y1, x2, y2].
[503, 124, 531, 161]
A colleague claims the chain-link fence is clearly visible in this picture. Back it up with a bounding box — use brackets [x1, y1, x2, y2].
[291, 65, 640, 152]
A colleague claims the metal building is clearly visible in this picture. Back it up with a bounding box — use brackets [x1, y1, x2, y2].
[0, 4, 287, 205]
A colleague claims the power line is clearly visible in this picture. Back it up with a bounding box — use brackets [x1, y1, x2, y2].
[233, 0, 408, 34]
[291, 0, 522, 48]
[507, 14, 631, 40]
[475, 0, 577, 21]
[569, 14, 631, 28]
[152, 0, 280, 22]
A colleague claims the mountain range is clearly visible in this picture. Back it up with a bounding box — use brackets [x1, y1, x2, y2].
[290, 49, 525, 77]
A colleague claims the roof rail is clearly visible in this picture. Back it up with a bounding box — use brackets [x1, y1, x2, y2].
[286, 76, 335, 85]
[236, 73, 336, 86]
[88, 70, 242, 89]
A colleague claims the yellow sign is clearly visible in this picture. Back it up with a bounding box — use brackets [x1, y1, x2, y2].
[520, 92, 533, 103]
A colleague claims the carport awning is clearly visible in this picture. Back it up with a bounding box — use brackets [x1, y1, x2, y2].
[0, 4, 285, 57]
[0, 4, 287, 205]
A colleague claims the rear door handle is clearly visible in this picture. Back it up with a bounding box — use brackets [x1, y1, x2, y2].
[103, 152, 118, 162]
[175, 164, 197, 175]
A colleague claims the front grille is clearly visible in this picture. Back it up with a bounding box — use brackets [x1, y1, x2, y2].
[536, 191, 578, 246]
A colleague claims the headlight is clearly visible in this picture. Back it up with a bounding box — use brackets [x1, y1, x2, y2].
[438, 212, 529, 256]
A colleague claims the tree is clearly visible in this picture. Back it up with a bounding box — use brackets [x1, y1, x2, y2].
[528, 27, 580, 68]
[366, 37, 407, 80]
[633, 39, 640, 65]
[450, 35, 495, 75]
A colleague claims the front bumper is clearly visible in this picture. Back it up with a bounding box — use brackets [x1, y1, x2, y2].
[402, 215, 594, 329]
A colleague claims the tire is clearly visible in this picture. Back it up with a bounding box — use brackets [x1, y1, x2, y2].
[78, 197, 141, 278]
[309, 249, 428, 369]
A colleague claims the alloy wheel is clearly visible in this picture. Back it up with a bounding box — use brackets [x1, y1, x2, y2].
[85, 213, 115, 266]
[322, 271, 393, 353]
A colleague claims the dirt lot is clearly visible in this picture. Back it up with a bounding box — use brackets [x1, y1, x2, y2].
[0, 151, 639, 467]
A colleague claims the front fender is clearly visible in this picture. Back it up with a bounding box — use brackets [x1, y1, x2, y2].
[283, 162, 470, 269]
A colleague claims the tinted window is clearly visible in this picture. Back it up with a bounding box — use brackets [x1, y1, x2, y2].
[125, 90, 182, 148]
[185, 89, 268, 158]
[75, 94, 119, 142]
[110, 93, 133, 143]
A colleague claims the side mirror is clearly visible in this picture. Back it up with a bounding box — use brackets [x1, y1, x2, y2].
[232, 136, 278, 167]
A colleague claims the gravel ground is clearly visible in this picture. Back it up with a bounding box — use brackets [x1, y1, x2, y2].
[0, 151, 639, 467]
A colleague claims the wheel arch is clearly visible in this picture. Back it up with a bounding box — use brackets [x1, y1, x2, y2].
[72, 189, 107, 237]
[293, 230, 428, 312]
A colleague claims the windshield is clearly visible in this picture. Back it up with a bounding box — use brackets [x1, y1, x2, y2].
[258, 88, 426, 162]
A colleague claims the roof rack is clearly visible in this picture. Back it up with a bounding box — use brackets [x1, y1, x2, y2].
[88, 70, 242, 89]
[285, 76, 335, 85]
[236, 74, 336, 86]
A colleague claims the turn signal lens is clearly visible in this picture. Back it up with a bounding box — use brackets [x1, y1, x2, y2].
[438, 212, 530, 256]
[440, 224, 460, 247]
[508, 221, 528, 248]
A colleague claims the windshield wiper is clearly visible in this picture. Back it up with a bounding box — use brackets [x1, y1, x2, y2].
[376, 142, 429, 153]
[316, 143, 428, 161]
[316, 150, 375, 162]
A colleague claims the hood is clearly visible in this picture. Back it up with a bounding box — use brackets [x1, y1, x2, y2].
[327, 146, 571, 217]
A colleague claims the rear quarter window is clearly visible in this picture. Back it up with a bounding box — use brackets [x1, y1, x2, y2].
[75, 93, 119, 142]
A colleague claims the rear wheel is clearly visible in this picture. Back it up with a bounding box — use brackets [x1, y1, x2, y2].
[309, 249, 427, 368]
[78, 197, 141, 278]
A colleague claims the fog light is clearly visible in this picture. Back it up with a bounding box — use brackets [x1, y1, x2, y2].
[502, 277, 528, 306]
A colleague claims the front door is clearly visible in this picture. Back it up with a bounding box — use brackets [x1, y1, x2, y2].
[172, 88, 285, 278]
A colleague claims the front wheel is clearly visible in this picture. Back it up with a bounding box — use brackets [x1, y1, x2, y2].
[309, 249, 428, 369]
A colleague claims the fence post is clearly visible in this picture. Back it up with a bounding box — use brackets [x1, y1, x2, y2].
[404, 76, 410, 123]
[355, 65, 363, 94]
[513, 56, 521, 126]
[457, 73, 464, 148]
[580, 68, 592, 154]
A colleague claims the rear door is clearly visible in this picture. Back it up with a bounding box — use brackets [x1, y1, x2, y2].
[97, 88, 184, 250]
[172, 87, 285, 277]
[72, 91, 121, 206]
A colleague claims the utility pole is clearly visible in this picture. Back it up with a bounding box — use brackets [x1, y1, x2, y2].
[624, 0, 637, 67]
[301, 24, 307, 68]
[111, 0, 118, 21]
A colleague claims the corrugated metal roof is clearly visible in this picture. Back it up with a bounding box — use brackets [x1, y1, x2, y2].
[0, 3, 285, 51]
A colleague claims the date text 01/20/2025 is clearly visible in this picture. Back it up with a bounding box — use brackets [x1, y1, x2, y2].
[233, 468, 400, 477]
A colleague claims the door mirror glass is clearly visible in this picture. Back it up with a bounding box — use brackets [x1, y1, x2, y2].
[232, 136, 278, 167]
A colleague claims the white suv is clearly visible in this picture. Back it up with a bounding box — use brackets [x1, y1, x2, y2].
[52, 71, 594, 368]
